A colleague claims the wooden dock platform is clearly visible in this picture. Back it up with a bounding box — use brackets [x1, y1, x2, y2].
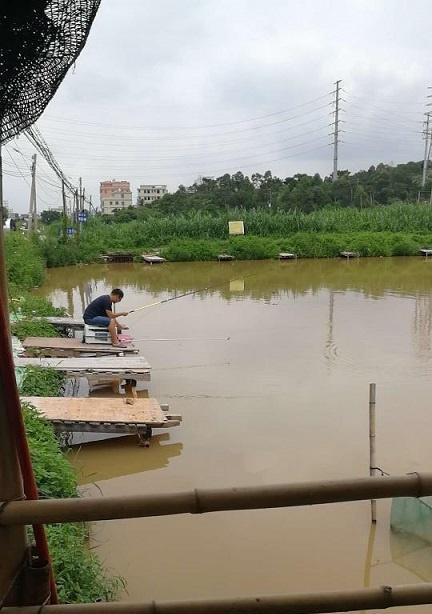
[217, 254, 235, 261]
[21, 396, 181, 446]
[420, 248, 432, 257]
[15, 356, 151, 392]
[142, 254, 166, 264]
[22, 337, 138, 357]
[100, 251, 134, 263]
[279, 252, 298, 260]
[340, 251, 360, 259]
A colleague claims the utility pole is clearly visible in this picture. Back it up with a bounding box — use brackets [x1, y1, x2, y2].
[62, 180, 67, 241]
[75, 187, 80, 238]
[421, 112, 431, 190]
[332, 80, 342, 183]
[28, 154, 37, 231]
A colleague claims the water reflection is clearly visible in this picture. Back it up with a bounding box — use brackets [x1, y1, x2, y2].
[71, 433, 183, 484]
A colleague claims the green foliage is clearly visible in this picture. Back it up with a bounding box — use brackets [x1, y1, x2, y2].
[22, 404, 124, 603]
[159, 233, 431, 261]
[47, 523, 124, 603]
[22, 403, 77, 498]
[11, 319, 58, 340]
[9, 293, 67, 317]
[32, 202, 432, 268]
[162, 239, 218, 261]
[5, 232, 45, 289]
[19, 366, 64, 397]
[41, 210, 62, 225]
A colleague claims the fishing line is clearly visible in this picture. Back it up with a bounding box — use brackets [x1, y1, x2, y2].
[132, 336, 231, 342]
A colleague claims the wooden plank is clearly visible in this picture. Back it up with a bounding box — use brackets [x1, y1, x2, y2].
[14, 356, 151, 371]
[22, 337, 137, 355]
[21, 397, 179, 427]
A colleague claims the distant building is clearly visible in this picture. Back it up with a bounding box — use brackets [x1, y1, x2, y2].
[137, 184, 167, 206]
[100, 179, 133, 215]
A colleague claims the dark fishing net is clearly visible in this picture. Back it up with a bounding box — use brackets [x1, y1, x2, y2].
[0, 0, 101, 144]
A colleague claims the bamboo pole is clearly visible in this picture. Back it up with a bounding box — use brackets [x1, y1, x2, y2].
[369, 383, 377, 522]
[1, 473, 431, 527]
[4, 582, 432, 614]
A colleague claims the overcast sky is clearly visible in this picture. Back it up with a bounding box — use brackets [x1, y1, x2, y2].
[3, 0, 431, 213]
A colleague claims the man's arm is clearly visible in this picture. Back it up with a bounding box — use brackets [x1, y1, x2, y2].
[105, 309, 128, 318]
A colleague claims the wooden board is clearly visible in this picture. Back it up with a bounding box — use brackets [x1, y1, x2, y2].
[21, 396, 178, 427]
[22, 337, 137, 355]
[14, 356, 151, 373]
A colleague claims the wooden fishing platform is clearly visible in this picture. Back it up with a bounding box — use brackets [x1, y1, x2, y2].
[142, 254, 166, 264]
[340, 251, 360, 259]
[15, 356, 151, 392]
[217, 254, 235, 261]
[21, 337, 138, 357]
[21, 397, 181, 446]
[279, 252, 298, 260]
[420, 248, 432, 257]
[100, 251, 134, 263]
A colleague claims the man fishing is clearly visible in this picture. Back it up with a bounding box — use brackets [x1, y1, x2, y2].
[83, 288, 129, 348]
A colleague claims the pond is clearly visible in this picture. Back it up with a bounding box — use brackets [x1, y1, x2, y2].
[38, 258, 432, 611]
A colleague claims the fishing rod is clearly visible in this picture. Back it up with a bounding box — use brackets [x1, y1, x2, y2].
[128, 273, 257, 314]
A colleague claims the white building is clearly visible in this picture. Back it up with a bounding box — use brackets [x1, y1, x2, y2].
[137, 184, 167, 205]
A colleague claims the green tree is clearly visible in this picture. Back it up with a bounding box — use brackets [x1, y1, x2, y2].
[41, 210, 61, 225]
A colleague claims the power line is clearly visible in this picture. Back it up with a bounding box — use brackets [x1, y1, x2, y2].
[42, 92, 334, 131]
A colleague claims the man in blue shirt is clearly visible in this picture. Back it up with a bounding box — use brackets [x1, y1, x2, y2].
[83, 288, 129, 347]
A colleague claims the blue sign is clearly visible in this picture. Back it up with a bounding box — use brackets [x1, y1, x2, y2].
[78, 210, 88, 223]
[66, 227, 76, 236]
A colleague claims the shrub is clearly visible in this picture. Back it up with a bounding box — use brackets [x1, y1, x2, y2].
[19, 366, 65, 397]
[5, 233, 45, 289]
[11, 319, 58, 341]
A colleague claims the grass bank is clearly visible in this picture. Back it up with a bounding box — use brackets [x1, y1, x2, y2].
[32, 203, 432, 266]
[160, 232, 432, 261]
[22, 400, 123, 602]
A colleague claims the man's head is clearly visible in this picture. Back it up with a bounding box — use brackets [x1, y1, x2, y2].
[110, 288, 124, 304]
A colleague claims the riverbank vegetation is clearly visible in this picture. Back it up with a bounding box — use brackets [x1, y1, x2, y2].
[4, 233, 123, 603]
[22, 401, 123, 602]
[37, 205, 432, 266]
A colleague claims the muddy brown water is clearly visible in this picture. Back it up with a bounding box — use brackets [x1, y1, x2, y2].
[37, 258, 432, 611]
